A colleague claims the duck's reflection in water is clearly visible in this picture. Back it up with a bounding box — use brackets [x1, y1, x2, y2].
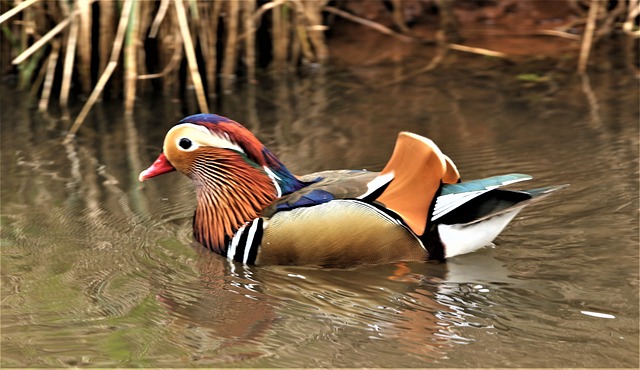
[155, 244, 518, 364]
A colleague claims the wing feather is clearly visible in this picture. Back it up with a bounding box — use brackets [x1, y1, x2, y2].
[432, 174, 532, 221]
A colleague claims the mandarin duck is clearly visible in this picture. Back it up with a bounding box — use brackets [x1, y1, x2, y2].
[139, 114, 564, 268]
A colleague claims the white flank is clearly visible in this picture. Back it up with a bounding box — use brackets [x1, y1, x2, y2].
[439, 208, 523, 258]
[227, 223, 248, 260]
[357, 171, 394, 199]
[243, 219, 261, 264]
[263, 166, 283, 198]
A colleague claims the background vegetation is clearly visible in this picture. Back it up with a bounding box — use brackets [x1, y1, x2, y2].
[1, 0, 638, 135]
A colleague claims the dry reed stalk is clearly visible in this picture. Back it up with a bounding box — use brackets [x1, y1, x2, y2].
[26, 3, 53, 98]
[174, 0, 209, 111]
[436, 0, 461, 43]
[77, 0, 92, 92]
[28, 49, 48, 97]
[448, 43, 508, 59]
[0, 0, 39, 25]
[188, 0, 201, 38]
[60, 12, 79, 115]
[391, 0, 411, 34]
[294, 18, 313, 63]
[147, 0, 175, 91]
[136, 1, 168, 82]
[149, 0, 171, 38]
[271, 2, 287, 66]
[623, 0, 640, 36]
[243, 0, 257, 82]
[236, 0, 284, 43]
[137, 39, 182, 80]
[291, 2, 315, 63]
[289, 9, 301, 67]
[303, 0, 328, 63]
[16, 2, 37, 89]
[137, 1, 153, 82]
[11, 0, 97, 65]
[222, 0, 240, 93]
[271, 2, 288, 70]
[187, 0, 202, 96]
[124, 0, 140, 113]
[59, 1, 71, 22]
[578, 0, 601, 74]
[210, 0, 224, 93]
[38, 39, 59, 112]
[580, 74, 602, 126]
[535, 29, 581, 40]
[378, 31, 449, 87]
[99, 0, 114, 77]
[193, 1, 214, 95]
[17, 0, 32, 88]
[323, 5, 414, 43]
[18, 2, 30, 57]
[158, 8, 181, 94]
[325, 0, 505, 61]
[594, 0, 626, 41]
[196, 0, 223, 96]
[251, 0, 285, 23]
[67, 0, 134, 139]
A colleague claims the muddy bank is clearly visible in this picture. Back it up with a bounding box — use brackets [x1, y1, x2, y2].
[327, 0, 638, 75]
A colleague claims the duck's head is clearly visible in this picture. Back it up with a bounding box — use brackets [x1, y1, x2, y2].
[140, 114, 268, 181]
[139, 113, 306, 196]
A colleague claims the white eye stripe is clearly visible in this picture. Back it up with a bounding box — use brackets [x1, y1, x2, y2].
[166, 123, 245, 153]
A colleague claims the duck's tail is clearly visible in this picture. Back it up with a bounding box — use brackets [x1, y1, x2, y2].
[435, 184, 568, 258]
[361, 132, 567, 260]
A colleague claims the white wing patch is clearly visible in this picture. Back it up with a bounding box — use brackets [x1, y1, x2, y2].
[432, 190, 488, 221]
[357, 171, 394, 199]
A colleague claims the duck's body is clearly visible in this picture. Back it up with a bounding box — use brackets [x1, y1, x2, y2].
[140, 114, 564, 268]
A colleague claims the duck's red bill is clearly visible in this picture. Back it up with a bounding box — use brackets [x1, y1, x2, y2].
[139, 153, 176, 182]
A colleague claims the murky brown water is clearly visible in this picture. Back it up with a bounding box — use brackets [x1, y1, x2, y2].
[1, 63, 638, 367]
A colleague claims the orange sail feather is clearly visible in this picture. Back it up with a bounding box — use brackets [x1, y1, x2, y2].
[375, 132, 460, 236]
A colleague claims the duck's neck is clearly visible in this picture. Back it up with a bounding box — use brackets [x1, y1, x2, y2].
[191, 152, 278, 255]
[261, 147, 310, 196]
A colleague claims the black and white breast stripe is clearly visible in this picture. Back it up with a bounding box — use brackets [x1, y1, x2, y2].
[226, 218, 263, 264]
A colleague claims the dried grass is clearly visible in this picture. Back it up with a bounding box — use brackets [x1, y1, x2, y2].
[0, 0, 636, 136]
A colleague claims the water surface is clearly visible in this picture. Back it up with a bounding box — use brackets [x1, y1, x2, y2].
[1, 65, 638, 367]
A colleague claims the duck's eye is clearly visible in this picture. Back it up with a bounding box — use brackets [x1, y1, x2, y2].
[178, 138, 193, 150]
